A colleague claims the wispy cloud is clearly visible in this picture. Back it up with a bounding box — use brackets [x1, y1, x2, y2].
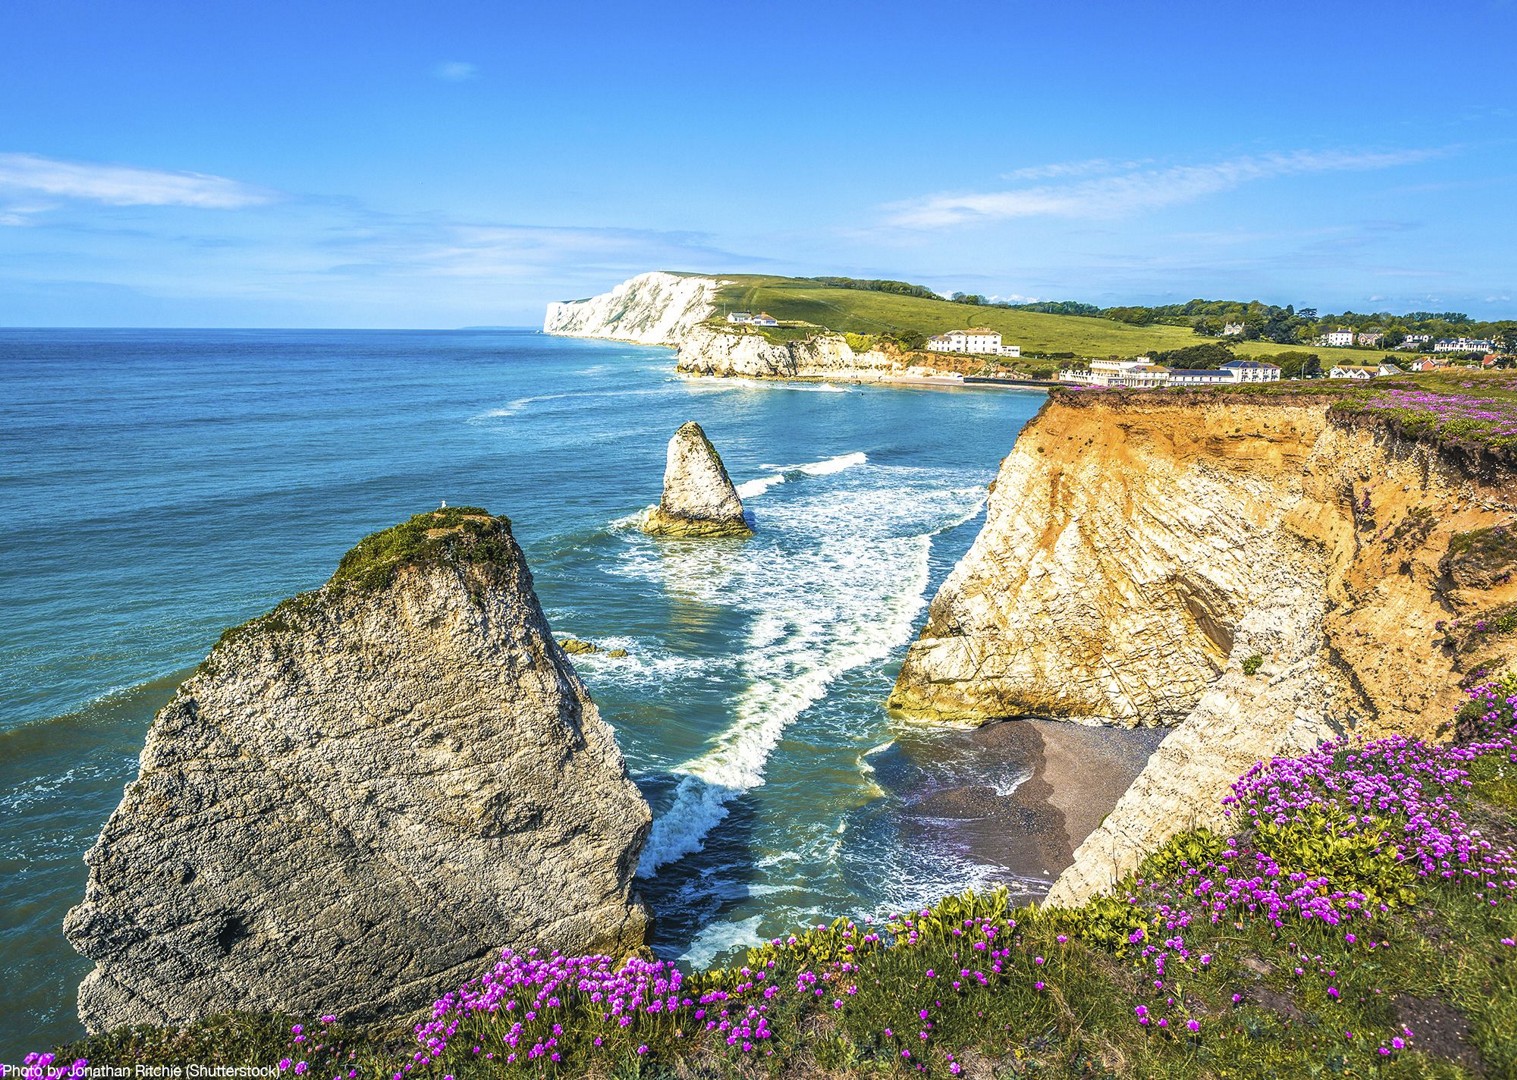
[888, 148, 1442, 228]
[1000, 158, 1147, 182]
[433, 61, 478, 82]
[0, 153, 272, 210]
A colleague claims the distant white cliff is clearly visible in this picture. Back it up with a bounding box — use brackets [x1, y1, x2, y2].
[543, 271, 724, 346]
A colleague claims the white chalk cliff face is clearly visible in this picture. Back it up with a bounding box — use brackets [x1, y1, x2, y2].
[890, 392, 1517, 906]
[65, 510, 651, 1032]
[543, 272, 724, 346]
[542, 274, 952, 380]
[643, 421, 752, 538]
[674, 326, 895, 380]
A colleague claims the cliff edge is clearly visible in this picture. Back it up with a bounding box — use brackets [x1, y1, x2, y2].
[65, 508, 651, 1033]
[543, 271, 723, 345]
[889, 390, 1517, 904]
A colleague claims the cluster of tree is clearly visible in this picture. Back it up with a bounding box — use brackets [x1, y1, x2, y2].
[1001, 294, 1517, 350]
[876, 329, 929, 351]
[1006, 300, 1102, 317]
[1146, 342, 1238, 369]
[809, 277, 940, 300]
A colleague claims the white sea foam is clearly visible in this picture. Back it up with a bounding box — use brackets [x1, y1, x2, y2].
[679, 915, 765, 968]
[632, 467, 986, 878]
[608, 507, 652, 531]
[734, 451, 868, 501]
[735, 474, 785, 500]
[794, 451, 867, 476]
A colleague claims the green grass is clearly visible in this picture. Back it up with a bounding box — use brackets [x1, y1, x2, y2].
[328, 507, 513, 591]
[707, 275, 1366, 362]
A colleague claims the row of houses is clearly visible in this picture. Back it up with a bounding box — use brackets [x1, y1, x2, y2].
[1316, 329, 1499, 352]
[1059, 358, 1282, 388]
[926, 328, 1022, 358]
[1326, 362, 1404, 380]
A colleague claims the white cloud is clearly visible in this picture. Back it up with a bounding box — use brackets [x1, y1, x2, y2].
[0, 153, 272, 209]
[888, 148, 1441, 228]
[433, 61, 478, 82]
[1000, 158, 1146, 181]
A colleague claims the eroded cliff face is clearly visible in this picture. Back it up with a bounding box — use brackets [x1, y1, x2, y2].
[889, 393, 1517, 904]
[543, 271, 723, 345]
[674, 325, 897, 379]
[66, 510, 651, 1033]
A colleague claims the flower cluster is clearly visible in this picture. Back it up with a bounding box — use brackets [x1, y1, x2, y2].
[1343, 384, 1517, 448]
[21, 1054, 88, 1080]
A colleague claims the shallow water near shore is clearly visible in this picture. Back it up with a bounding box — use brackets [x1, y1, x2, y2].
[0, 328, 1160, 1057]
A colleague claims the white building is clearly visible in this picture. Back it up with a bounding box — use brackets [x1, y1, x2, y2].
[927, 328, 1002, 354]
[1000, 343, 1022, 358]
[1167, 368, 1234, 386]
[750, 312, 779, 327]
[1060, 357, 1281, 389]
[1433, 337, 1495, 353]
[1322, 329, 1355, 348]
[1059, 358, 1168, 388]
[1221, 322, 1246, 337]
[1329, 365, 1377, 380]
[1221, 359, 1282, 382]
[726, 311, 752, 324]
[1396, 334, 1433, 350]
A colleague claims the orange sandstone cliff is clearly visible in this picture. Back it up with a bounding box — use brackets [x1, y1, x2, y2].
[888, 390, 1517, 905]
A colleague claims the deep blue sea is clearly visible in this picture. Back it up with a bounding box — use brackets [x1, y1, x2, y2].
[0, 329, 1152, 1058]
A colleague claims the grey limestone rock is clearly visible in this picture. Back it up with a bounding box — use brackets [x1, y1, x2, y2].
[642, 422, 753, 538]
[65, 508, 651, 1033]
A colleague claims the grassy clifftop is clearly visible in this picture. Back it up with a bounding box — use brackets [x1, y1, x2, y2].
[707, 276, 1359, 362]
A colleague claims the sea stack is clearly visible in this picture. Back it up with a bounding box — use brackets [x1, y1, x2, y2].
[642, 421, 753, 538]
[65, 508, 651, 1033]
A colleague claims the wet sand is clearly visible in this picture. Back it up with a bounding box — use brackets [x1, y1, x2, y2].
[882, 718, 1167, 901]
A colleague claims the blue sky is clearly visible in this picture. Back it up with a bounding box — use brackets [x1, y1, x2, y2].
[1, 0, 1514, 327]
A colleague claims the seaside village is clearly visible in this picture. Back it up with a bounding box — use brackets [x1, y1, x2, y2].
[725, 310, 1505, 386]
[923, 325, 1498, 387]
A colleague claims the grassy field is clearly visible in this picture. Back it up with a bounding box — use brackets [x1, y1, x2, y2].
[707, 276, 1366, 362]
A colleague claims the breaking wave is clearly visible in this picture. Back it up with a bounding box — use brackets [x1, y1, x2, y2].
[629, 462, 986, 877]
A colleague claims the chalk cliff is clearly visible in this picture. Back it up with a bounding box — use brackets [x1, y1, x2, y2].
[888, 391, 1517, 905]
[643, 421, 753, 538]
[543, 271, 724, 345]
[674, 325, 897, 380]
[543, 274, 966, 381]
[65, 509, 651, 1032]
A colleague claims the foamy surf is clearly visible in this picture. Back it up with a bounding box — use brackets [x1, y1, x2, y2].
[735, 451, 868, 501]
[633, 471, 985, 878]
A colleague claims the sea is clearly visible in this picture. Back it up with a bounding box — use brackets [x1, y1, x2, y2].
[0, 328, 1160, 1058]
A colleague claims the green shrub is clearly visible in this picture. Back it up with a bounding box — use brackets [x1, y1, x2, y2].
[1241, 652, 1264, 675]
[1252, 805, 1417, 910]
[1137, 827, 1227, 884]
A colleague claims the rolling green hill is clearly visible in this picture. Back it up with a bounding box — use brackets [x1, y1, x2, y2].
[706, 275, 1365, 361]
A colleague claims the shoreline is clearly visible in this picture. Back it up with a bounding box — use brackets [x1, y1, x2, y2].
[677, 370, 1054, 393]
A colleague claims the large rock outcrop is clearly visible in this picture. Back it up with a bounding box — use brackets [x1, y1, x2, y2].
[65, 508, 651, 1033]
[888, 390, 1517, 905]
[643, 422, 753, 538]
[543, 271, 723, 345]
[674, 325, 897, 380]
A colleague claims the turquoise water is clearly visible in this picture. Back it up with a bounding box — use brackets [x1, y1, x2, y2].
[0, 328, 1073, 1056]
